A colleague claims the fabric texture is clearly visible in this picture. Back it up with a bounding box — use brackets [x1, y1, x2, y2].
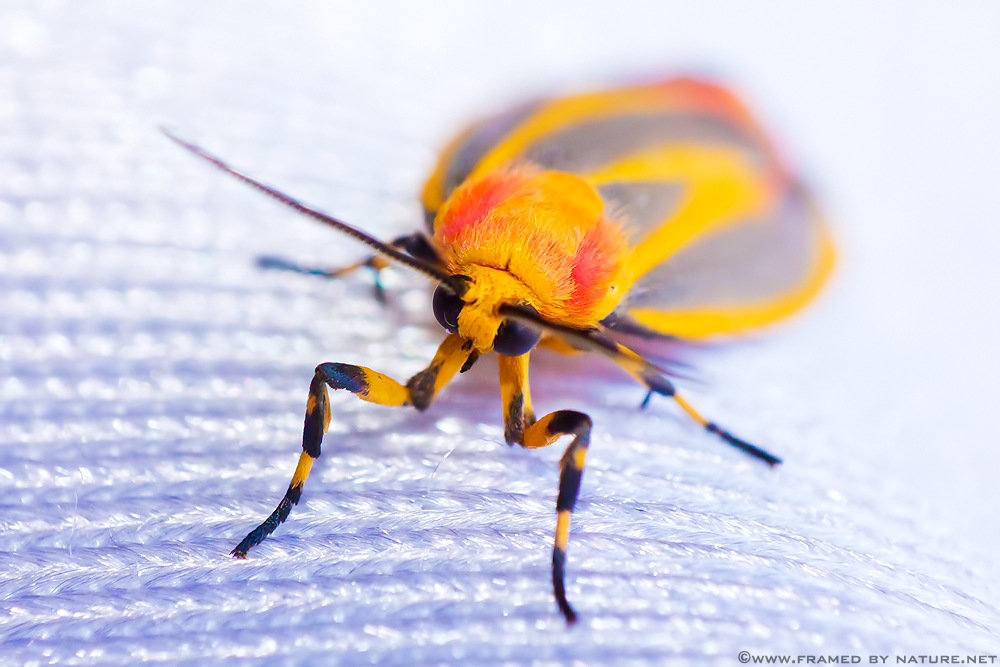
[1, 2, 998, 664]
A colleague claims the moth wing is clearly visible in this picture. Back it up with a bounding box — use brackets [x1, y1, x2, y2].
[606, 180, 836, 340]
[422, 78, 775, 218]
[422, 78, 834, 338]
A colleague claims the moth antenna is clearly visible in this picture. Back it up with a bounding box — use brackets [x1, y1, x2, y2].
[498, 304, 781, 466]
[162, 128, 466, 294]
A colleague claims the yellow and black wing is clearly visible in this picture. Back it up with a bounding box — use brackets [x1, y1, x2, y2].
[422, 78, 835, 339]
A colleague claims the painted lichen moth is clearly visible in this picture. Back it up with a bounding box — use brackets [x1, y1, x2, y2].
[163, 77, 835, 625]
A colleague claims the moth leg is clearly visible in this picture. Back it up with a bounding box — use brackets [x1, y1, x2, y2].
[672, 392, 781, 466]
[256, 254, 385, 280]
[257, 255, 392, 303]
[501, 297, 781, 466]
[498, 354, 591, 625]
[231, 333, 477, 558]
[257, 233, 440, 304]
[597, 339, 783, 466]
[498, 353, 536, 445]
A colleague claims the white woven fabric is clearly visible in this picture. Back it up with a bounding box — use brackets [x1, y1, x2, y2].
[2, 2, 999, 664]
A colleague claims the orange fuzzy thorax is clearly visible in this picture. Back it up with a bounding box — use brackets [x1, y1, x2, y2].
[433, 167, 632, 326]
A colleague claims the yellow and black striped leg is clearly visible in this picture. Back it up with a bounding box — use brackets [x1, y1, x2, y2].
[495, 306, 782, 466]
[499, 353, 591, 623]
[672, 394, 781, 466]
[231, 333, 477, 558]
[498, 353, 535, 445]
[257, 255, 392, 302]
[523, 411, 592, 625]
[257, 234, 440, 304]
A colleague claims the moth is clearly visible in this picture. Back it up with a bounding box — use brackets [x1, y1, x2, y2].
[165, 77, 834, 624]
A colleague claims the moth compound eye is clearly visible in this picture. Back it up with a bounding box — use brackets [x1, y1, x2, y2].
[432, 285, 464, 334]
[492, 316, 543, 356]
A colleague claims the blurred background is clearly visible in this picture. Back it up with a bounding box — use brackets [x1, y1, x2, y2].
[1, 1, 998, 663]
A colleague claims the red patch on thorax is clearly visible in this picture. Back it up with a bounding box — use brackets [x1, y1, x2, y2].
[435, 171, 525, 242]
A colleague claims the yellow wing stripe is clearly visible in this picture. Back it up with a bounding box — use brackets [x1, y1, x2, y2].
[467, 86, 674, 182]
[585, 144, 772, 279]
[627, 222, 836, 338]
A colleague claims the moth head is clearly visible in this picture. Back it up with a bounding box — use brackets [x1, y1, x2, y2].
[432, 268, 542, 356]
